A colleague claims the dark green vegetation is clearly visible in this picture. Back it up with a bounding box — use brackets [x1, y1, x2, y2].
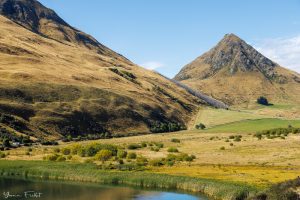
[0, 161, 258, 200]
[254, 126, 300, 140]
[196, 123, 206, 130]
[150, 121, 186, 133]
[251, 178, 300, 200]
[257, 97, 270, 106]
[171, 138, 181, 143]
[109, 68, 139, 84]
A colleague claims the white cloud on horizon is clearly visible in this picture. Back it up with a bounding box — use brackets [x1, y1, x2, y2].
[254, 35, 300, 73]
[140, 61, 164, 70]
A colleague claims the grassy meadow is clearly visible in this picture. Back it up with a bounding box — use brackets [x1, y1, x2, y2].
[1, 103, 300, 199]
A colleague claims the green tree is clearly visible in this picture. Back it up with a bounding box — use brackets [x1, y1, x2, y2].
[257, 96, 269, 106]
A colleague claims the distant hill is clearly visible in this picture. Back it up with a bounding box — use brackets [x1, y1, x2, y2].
[174, 34, 300, 106]
[0, 0, 204, 142]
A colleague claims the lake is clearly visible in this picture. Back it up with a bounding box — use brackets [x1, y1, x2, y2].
[0, 177, 207, 200]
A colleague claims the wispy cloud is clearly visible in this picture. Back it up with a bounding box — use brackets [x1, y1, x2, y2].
[254, 35, 300, 73]
[140, 61, 164, 70]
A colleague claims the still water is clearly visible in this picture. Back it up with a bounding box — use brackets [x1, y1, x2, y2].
[0, 177, 207, 200]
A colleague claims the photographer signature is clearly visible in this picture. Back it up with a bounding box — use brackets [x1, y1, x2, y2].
[3, 191, 42, 199]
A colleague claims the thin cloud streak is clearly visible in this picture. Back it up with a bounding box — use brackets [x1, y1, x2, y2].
[255, 35, 300, 73]
[140, 61, 164, 70]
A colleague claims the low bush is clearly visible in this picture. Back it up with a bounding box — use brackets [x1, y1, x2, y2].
[0, 151, 6, 158]
[117, 149, 127, 159]
[127, 144, 142, 150]
[171, 138, 180, 143]
[61, 148, 71, 155]
[127, 152, 137, 159]
[167, 147, 179, 153]
[95, 149, 113, 162]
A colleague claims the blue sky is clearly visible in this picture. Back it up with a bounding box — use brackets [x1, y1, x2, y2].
[39, 0, 300, 77]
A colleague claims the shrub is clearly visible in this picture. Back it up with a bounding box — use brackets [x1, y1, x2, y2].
[127, 144, 142, 150]
[167, 147, 179, 153]
[195, 123, 206, 130]
[56, 155, 66, 162]
[149, 158, 164, 166]
[41, 141, 58, 146]
[95, 149, 113, 162]
[44, 154, 59, 161]
[61, 148, 71, 155]
[154, 142, 164, 148]
[257, 96, 269, 106]
[53, 148, 60, 153]
[2, 138, 10, 148]
[141, 142, 147, 147]
[150, 147, 160, 152]
[117, 149, 127, 159]
[127, 152, 137, 159]
[171, 138, 180, 143]
[136, 156, 148, 166]
[220, 146, 225, 150]
[0, 152, 6, 158]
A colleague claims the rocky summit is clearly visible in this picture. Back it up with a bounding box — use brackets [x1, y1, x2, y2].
[174, 34, 300, 106]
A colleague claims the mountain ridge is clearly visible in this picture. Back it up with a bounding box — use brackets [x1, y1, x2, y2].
[0, 0, 204, 142]
[174, 33, 300, 106]
[0, 0, 130, 61]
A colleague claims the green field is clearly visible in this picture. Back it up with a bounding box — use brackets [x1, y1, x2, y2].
[200, 118, 300, 133]
[194, 108, 268, 128]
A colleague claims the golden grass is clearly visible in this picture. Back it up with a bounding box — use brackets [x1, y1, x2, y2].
[4, 129, 300, 188]
[153, 164, 300, 188]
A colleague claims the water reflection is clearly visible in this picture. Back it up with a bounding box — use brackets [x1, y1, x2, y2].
[0, 177, 205, 200]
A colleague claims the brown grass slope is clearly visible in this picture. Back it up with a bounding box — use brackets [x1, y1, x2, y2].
[174, 34, 300, 106]
[0, 0, 203, 140]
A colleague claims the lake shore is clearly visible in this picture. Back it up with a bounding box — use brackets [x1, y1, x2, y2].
[0, 160, 258, 200]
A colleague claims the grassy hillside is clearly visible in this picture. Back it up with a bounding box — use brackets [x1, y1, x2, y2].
[0, 14, 203, 141]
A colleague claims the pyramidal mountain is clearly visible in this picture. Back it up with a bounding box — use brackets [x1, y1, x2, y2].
[174, 34, 300, 106]
[0, 0, 205, 141]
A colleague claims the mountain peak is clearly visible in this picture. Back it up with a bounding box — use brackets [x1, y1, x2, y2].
[222, 33, 242, 42]
[0, 0, 129, 61]
[174, 34, 300, 105]
[175, 33, 278, 81]
[0, 0, 69, 32]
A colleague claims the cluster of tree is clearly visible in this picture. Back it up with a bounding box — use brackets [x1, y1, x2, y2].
[62, 132, 111, 142]
[150, 122, 185, 133]
[0, 127, 33, 149]
[254, 126, 300, 140]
